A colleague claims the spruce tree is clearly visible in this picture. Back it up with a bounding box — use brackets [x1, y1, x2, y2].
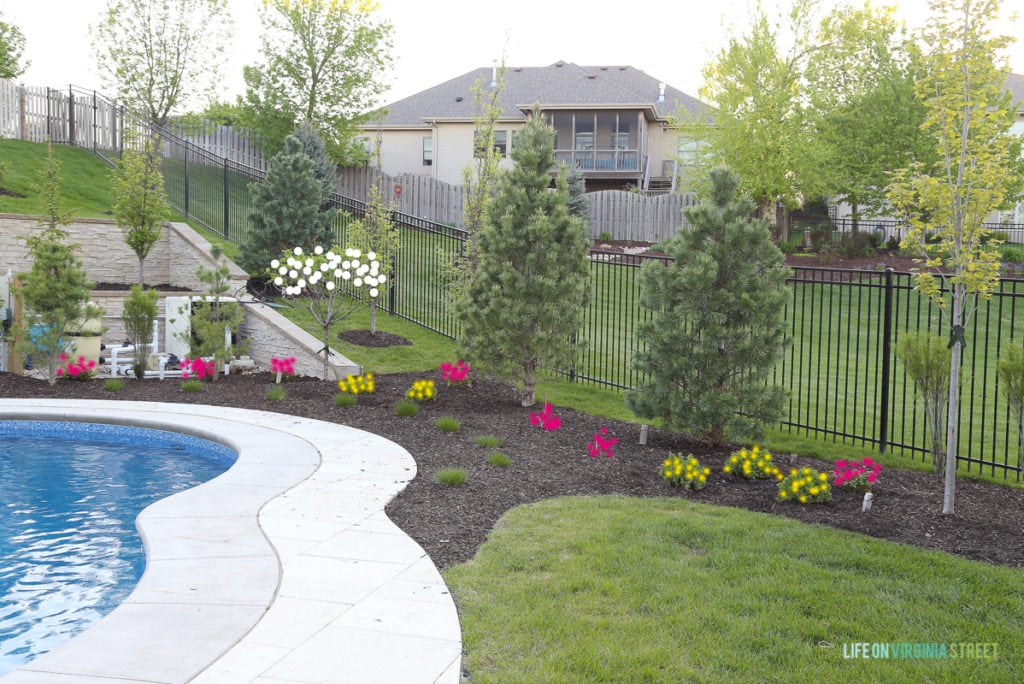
[457, 106, 590, 406]
[291, 120, 337, 209]
[564, 162, 588, 222]
[241, 134, 336, 273]
[626, 167, 791, 442]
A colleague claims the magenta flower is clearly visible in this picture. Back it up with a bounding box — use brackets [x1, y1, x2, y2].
[587, 426, 618, 458]
[439, 360, 471, 384]
[529, 403, 561, 431]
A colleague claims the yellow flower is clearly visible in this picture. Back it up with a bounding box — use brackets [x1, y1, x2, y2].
[702, 467, 710, 476]
[791, 484, 799, 493]
[698, 475, 706, 483]
[810, 486, 819, 496]
[780, 490, 788, 499]
[799, 495, 808, 504]
[764, 454, 772, 461]
[819, 472, 828, 481]
[723, 465, 731, 473]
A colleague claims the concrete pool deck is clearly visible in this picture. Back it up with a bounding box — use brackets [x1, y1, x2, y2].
[0, 400, 462, 683]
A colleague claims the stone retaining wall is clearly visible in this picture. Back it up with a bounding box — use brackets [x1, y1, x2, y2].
[1, 216, 360, 380]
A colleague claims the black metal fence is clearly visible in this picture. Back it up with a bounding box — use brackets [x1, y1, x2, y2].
[53, 107, 1024, 481]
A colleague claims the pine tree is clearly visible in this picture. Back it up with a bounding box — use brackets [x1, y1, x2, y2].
[291, 120, 337, 209]
[626, 167, 791, 442]
[457, 106, 591, 406]
[241, 134, 336, 274]
[564, 162, 588, 222]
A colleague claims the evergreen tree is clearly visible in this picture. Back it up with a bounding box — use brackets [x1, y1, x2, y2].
[564, 162, 588, 222]
[241, 134, 336, 274]
[291, 120, 337, 208]
[457, 106, 590, 407]
[626, 167, 791, 442]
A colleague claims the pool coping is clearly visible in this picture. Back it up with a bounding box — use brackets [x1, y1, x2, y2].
[0, 400, 462, 684]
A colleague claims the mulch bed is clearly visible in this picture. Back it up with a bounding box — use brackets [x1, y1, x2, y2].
[2, 369, 1022, 570]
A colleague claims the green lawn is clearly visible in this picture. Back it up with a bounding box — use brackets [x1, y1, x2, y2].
[0, 139, 115, 217]
[446, 496, 1024, 683]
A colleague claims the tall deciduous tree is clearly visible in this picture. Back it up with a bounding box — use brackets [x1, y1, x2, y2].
[242, 134, 337, 274]
[805, 3, 936, 224]
[241, 0, 393, 162]
[92, 0, 232, 126]
[885, 0, 1021, 515]
[0, 11, 28, 79]
[627, 167, 791, 443]
[457, 106, 591, 407]
[687, 0, 826, 237]
[112, 132, 169, 286]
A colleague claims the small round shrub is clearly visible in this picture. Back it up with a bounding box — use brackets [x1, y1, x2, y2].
[266, 385, 288, 401]
[475, 435, 503, 448]
[436, 417, 461, 432]
[487, 452, 511, 468]
[394, 398, 420, 417]
[181, 379, 204, 393]
[104, 378, 125, 392]
[435, 468, 468, 486]
[333, 392, 357, 408]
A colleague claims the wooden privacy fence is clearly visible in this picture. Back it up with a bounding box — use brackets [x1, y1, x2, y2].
[336, 166, 696, 240]
[0, 80, 123, 151]
[167, 121, 268, 170]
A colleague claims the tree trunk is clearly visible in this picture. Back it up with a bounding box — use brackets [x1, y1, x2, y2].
[943, 287, 964, 515]
[370, 300, 377, 334]
[521, 364, 536, 407]
[322, 326, 330, 381]
[139, 256, 146, 288]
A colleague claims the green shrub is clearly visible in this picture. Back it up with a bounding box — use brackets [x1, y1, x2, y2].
[837, 231, 879, 258]
[435, 468, 468, 486]
[436, 416, 461, 432]
[266, 385, 288, 401]
[394, 398, 420, 416]
[103, 378, 125, 392]
[333, 392, 357, 408]
[896, 332, 951, 476]
[777, 466, 832, 503]
[598, 231, 613, 243]
[487, 452, 512, 468]
[809, 224, 834, 252]
[999, 244, 1024, 263]
[997, 342, 1024, 461]
[181, 379, 204, 393]
[475, 435, 503, 448]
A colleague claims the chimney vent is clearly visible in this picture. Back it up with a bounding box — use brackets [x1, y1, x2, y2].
[490, 60, 497, 88]
[658, 82, 666, 103]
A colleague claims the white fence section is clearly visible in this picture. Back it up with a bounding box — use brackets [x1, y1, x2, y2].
[168, 122, 267, 170]
[0, 79, 123, 150]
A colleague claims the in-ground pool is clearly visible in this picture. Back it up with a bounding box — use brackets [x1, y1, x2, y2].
[0, 421, 237, 675]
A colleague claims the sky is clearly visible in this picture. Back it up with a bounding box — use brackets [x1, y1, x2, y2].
[4, 0, 1024, 110]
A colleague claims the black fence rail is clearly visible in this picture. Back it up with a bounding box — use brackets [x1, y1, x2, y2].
[826, 217, 1024, 245]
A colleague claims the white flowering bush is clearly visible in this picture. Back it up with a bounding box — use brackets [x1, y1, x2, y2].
[270, 246, 387, 380]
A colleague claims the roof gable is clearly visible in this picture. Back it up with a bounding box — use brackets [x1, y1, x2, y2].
[377, 61, 708, 127]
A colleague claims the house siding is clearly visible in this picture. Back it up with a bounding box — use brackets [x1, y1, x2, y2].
[376, 129, 434, 177]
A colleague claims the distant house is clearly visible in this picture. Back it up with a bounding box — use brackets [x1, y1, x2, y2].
[359, 61, 708, 191]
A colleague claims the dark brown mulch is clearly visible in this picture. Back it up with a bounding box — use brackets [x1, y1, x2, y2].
[1, 370, 1022, 570]
[93, 283, 195, 292]
[339, 329, 412, 347]
[0, 187, 24, 198]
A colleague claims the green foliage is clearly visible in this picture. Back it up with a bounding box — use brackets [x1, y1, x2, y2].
[183, 249, 245, 379]
[265, 385, 288, 401]
[291, 121, 338, 202]
[0, 11, 27, 79]
[896, 332, 951, 476]
[92, 0, 232, 125]
[660, 453, 710, 490]
[885, 0, 1018, 514]
[436, 417, 461, 433]
[443, 65, 508, 306]
[487, 452, 511, 468]
[837, 231, 880, 258]
[347, 182, 399, 333]
[121, 285, 158, 381]
[35, 141, 72, 234]
[457, 106, 591, 406]
[333, 392, 358, 407]
[777, 467, 832, 504]
[997, 342, 1024, 462]
[627, 167, 791, 442]
[393, 398, 419, 417]
[104, 378, 126, 392]
[112, 133, 169, 285]
[242, 135, 337, 273]
[564, 162, 588, 223]
[240, 0, 393, 162]
[181, 378, 204, 393]
[15, 147, 97, 385]
[475, 435, 503, 448]
[999, 244, 1024, 264]
[805, 4, 935, 216]
[435, 468, 467, 486]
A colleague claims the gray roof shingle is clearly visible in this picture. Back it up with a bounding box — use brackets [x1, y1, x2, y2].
[377, 61, 708, 127]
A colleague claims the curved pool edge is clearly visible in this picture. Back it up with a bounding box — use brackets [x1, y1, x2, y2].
[0, 400, 462, 684]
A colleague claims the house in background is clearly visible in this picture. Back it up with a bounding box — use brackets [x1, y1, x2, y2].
[360, 61, 708, 192]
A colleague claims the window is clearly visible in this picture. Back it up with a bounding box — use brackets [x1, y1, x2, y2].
[422, 136, 433, 166]
[494, 131, 507, 157]
[358, 137, 371, 157]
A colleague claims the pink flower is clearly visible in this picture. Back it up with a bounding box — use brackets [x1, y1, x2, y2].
[529, 403, 561, 431]
[836, 460, 848, 469]
[862, 457, 873, 466]
[867, 473, 877, 483]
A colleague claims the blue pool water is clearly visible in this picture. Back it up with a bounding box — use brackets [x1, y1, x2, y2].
[0, 421, 237, 675]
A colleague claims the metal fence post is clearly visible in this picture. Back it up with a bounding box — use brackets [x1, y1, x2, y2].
[223, 158, 230, 239]
[878, 268, 894, 453]
[388, 253, 397, 315]
[183, 145, 190, 217]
